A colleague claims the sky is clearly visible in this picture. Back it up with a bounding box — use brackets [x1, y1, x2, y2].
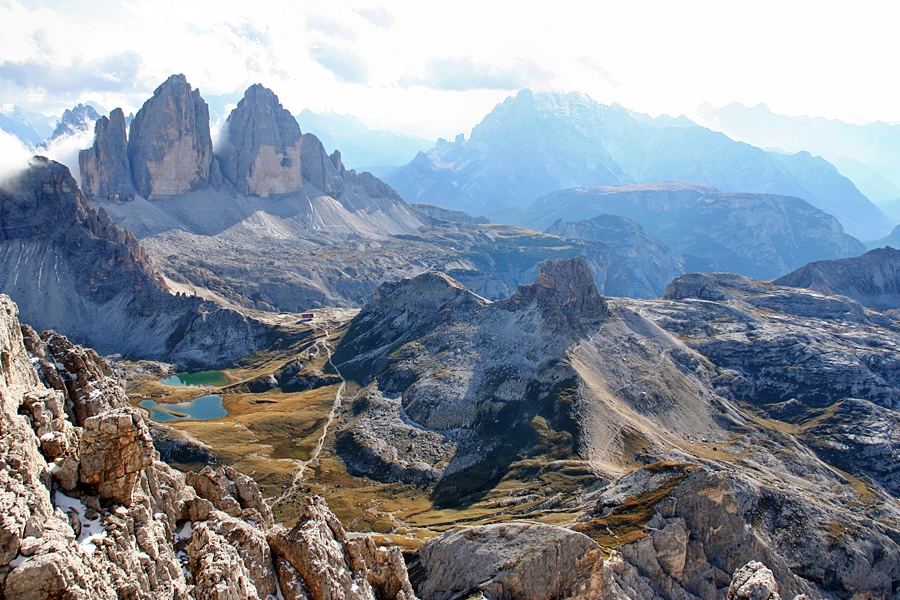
[1, 0, 898, 143]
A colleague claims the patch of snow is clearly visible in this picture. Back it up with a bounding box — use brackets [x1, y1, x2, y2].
[175, 521, 193, 541]
[40, 432, 55, 442]
[8, 554, 28, 567]
[54, 490, 106, 548]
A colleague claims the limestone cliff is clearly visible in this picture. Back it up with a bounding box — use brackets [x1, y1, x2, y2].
[0, 157, 275, 368]
[0, 294, 416, 599]
[127, 74, 213, 199]
[78, 108, 134, 202]
[218, 84, 304, 196]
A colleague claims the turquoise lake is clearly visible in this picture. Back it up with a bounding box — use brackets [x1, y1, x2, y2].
[158, 370, 230, 387]
[138, 395, 227, 422]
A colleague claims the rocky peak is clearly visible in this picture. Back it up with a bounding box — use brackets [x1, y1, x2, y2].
[219, 83, 304, 196]
[78, 107, 134, 202]
[43, 103, 101, 146]
[127, 73, 212, 198]
[503, 257, 608, 329]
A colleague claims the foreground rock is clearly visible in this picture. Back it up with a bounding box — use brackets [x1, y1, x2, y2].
[413, 523, 604, 600]
[0, 294, 416, 599]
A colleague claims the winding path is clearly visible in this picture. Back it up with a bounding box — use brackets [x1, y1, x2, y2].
[272, 327, 347, 508]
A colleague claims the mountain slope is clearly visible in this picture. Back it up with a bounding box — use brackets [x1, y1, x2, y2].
[385, 89, 891, 239]
[773, 246, 900, 311]
[696, 101, 900, 203]
[517, 182, 865, 279]
[0, 157, 276, 367]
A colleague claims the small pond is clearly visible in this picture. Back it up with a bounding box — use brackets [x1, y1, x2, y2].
[159, 370, 230, 387]
[139, 395, 227, 422]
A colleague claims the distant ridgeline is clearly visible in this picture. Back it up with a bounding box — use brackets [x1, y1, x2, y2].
[385, 89, 893, 241]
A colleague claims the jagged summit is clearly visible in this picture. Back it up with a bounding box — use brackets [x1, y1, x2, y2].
[503, 257, 608, 329]
[127, 74, 213, 198]
[218, 83, 304, 196]
[79, 108, 134, 202]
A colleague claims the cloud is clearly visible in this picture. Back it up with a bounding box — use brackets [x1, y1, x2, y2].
[355, 7, 393, 30]
[0, 129, 34, 187]
[309, 43, 369, 84]
[306, 14, 357, 40]
[576, 56, 620, 87]
[0, 51, 144, 95]
[38, 127, 96, 186]
[402, 57, 552, 91]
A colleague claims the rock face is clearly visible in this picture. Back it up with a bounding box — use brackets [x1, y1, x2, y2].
[0, 293, 417, 599]
[43, 103, 101, 146]
[79, 108, 135, 202]
[0, 157, 276, 368]
[727, 562, 782, 600]
[773, 246, 900, 311]
[413, 523, 604, 600]
[128, 74, 213, 198]
[219, 84, 304, 196]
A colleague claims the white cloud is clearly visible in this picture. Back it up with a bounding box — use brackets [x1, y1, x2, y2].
[0, 129, 34, 186]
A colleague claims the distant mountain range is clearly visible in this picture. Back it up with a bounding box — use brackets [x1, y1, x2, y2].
[385, 89, 893, 240]
[695, 102, 900, 206]
[295, 109, 434, 176]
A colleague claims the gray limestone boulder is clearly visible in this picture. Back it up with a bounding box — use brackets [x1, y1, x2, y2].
[414, 522, 605, 600]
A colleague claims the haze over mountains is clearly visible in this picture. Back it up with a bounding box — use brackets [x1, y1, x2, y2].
[385, 89, 893, 240]
[696, 101, 900, 208]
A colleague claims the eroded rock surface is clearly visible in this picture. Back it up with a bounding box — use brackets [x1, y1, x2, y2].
[414, 523, 604, 600]
[78, 108, 134, 202]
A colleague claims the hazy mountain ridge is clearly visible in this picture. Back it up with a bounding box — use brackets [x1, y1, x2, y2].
[385, 89, 891, 239]
[696, 101, 900, 204]
[512, 182, 866, 280]
[296, 109, 434, 175]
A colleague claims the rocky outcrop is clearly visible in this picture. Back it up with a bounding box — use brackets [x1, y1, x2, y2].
[501, 257, 609, 331]
[267, 496, 416, 600]
[0, 294, 418, 599]
[414, 523, 604, 600]
[78, 108, 135, 202]
[727, 562, 782, 600]
[774, 246, 900, 311]
[334, 259, 604, 499]
[128, 74, 213, 198]
[219, 84, 304, 196]
[43, 103, 101, 146]
[0, 157, 277, 368]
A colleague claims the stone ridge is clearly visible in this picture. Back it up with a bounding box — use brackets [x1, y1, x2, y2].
[219, 84, 304, 196]
[0, 293, 418, 599]
[127, 74, 213, 199]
